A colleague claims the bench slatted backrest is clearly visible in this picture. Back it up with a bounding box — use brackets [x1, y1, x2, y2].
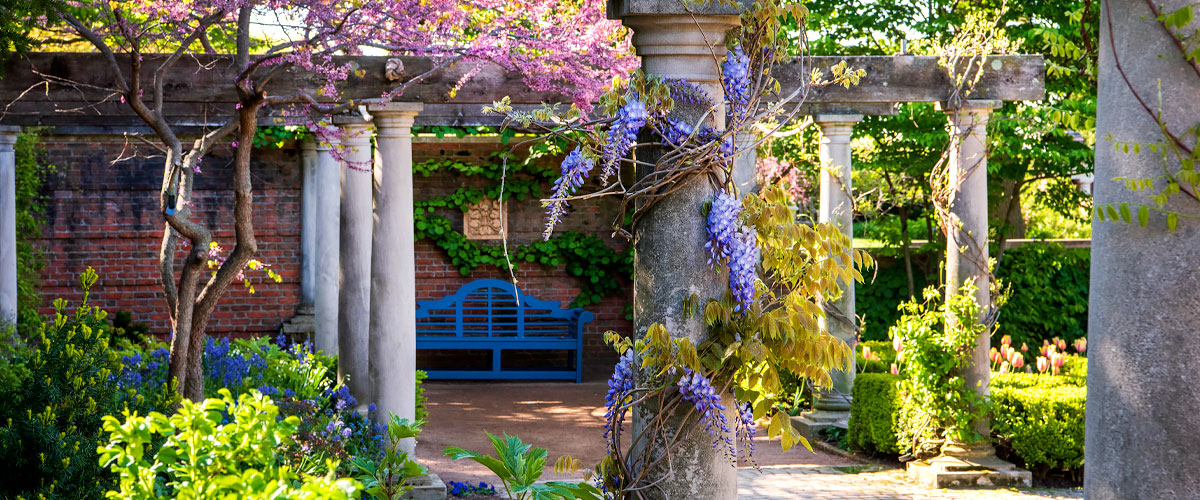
[415, 279, 577, 339]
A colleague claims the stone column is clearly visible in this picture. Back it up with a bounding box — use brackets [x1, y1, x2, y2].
[1088, 1, 1200, 497]
[797, 115, 861, 436]
[611, 4, 739, 499]
[939, 100, 999, 417]
[309, 139, 341, 357]
[337, 118, 374, 403]
[368, 103, 423, 454]
[732, 132, 758, 193]
[903, 101, 1031, 488]
[299, 144, 317, 308]
[0, 126, 18, 327]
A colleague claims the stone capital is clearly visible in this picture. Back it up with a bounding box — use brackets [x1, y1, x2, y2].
[369, 103, 424, 138]
[303, 137, 340, 151]
[937, 99, 1001, 131]
[610, 12, 739, 88]
[334, 116, 373, 147]
[815, 115, 862, 144]
[0, 125, 19, 152]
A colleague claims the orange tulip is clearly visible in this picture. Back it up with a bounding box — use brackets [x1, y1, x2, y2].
[893, 335, 903, 353]
[1001, 335, 1012, 347]
[999, 361, 1011, 374]
[1037, 356, 1049, 373]
[1020, 342, 1029, 352]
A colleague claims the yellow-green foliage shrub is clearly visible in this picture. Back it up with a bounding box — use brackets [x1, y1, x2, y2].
[99, 389, 360, 499]
[847, 373, 903, 454]
[0, 268, 175, 500]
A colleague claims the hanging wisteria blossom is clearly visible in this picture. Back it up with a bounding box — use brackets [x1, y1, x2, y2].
[705, 190, 742, 266]
[543, 148, 595, 240]
[600, 96, 649, 183]
[728, 228, 761, 313]
[677, 370, 734, 459]
[722, 45, 752, 121]
[603, 350, 636, 443]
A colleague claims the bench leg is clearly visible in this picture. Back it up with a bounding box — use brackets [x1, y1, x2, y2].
[492, 348, 502, 376]
[575, 347, 583, 383]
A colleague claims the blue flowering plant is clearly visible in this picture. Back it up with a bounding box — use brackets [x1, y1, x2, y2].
[447, 480, 498, 498]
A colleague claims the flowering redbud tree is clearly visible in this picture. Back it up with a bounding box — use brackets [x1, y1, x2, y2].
[35, 0, 634, 400]
[489, 2, 871, 496]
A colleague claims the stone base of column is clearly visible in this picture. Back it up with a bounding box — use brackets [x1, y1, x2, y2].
[905, 441, 1031, 489]
[280, 304, 316, 338]
[793, 391, 851, 440]
[405, 473, 447, 500]
[792, 409, 850, 441]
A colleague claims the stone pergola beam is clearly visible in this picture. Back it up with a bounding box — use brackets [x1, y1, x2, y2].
[0, 53, 1044, 118]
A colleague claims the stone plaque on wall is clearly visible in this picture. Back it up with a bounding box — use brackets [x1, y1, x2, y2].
[464, 198, 507, 240]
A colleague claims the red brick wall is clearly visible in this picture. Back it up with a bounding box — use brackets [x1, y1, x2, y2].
[32, 134, 629, 375]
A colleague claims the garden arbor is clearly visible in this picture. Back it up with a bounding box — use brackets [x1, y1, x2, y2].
[0, 10, 1044, 492]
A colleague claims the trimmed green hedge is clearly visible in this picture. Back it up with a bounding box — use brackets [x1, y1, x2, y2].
[849, 359, 1086, 476]
[992, 384, 1086, 474]
[847, 373, 903, 454]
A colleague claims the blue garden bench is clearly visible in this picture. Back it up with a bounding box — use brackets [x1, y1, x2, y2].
[415, 278, 593, 382]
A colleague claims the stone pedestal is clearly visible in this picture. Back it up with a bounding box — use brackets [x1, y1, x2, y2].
[1087, 1, 1200, 498]
[368, 102, 422, 455]
[337, 118, 374, 403]
[611, 4, 740, 499]
[905, 443, 1032, 488]
[0, 126, 17, 327]
[797, 115, 861, 437]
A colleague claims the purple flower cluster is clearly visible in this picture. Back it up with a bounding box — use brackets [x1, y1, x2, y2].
[600, 97, 648, 183]
[664, 78, 714, 109]
[705, 190, 742, 266]
[705, 191, 760, 313]
[722, 46, 751, 121]
[204, 337, 266, 387]
[734, 400, 758, 466]
[116, 347, 170, 389]
[728, 229, 760, 314]
[661, 118, 695, 146]
[324, 384, 358, 411]
[603, 350, 636, 443]
[677, 370, 733, 457]
[543, 147, 595, 240]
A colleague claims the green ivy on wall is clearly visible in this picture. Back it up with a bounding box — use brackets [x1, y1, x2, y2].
[250, 126, 633, 308]
[413, 153, 632, 308]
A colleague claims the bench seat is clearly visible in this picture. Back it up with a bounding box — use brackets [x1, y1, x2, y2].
[415, 278, 594, 382]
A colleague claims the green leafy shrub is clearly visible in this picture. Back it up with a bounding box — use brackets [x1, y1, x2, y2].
[994, 243, 1089, 347]
[991, 384, 1086, 476]
[890, 285, 987, 447]
[847, 373, 903, 454]
[99, 389, 360, 499]
[0, 268, 172, 500]
[444, 433, 603, 500]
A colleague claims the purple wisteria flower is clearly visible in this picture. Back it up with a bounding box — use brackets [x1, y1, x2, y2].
[603, 350, 636, 443]
[664, 78, 714, 109]
[728, 228, 760, 313]
[705, 190, 742, 267]
[722, 45, 751, 121]
[661, 118, 695, 146]
[600, 96, 647, 183]
[677, 370, 733, 458]
[543, 147, 595, 240]
[734, 400, 758, 466]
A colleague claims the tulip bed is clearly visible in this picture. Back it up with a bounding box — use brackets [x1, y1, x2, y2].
[847, 351, 1087, 479]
